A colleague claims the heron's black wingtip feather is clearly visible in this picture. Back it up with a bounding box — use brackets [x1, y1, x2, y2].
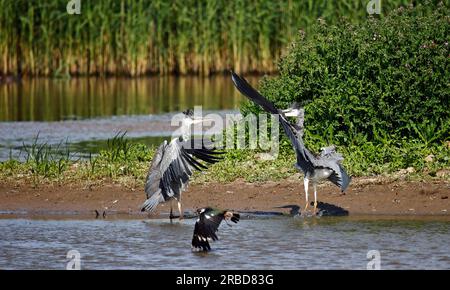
[230, 71, 240, 88]
[231, 71, 279, 115]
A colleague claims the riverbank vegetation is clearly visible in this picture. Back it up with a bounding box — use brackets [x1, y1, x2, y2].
[0, 132, 448, 188]
[1, 2, 449, 187]
[240, 3, 449, 180]
[1, 0, 416, 77]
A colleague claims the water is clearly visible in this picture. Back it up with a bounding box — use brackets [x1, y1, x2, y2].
[0, 111, 236, 160]
[0, 76, 248, 122]
[0, 76, 256, 160]
[0, 216, 449, 270]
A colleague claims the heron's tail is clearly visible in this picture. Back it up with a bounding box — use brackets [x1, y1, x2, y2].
[340, 166, 351, 192]
[140, 193, 164, 212]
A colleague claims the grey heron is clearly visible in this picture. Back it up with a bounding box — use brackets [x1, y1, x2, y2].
[192, 207, 240, 251]
[231, 72, 351, 214]
[140, 109, 223, 220]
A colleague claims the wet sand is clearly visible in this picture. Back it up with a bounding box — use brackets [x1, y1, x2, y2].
[0, 178, 449, 218]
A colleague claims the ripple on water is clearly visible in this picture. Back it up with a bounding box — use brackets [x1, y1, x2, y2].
[0, 217, 449, 269]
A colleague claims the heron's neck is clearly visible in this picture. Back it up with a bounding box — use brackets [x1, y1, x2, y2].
[180, 120, 192, 141]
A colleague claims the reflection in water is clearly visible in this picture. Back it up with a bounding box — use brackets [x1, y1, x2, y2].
[0, 76, 259, 160]
[69, 136, 167, 156]
[0, 112, 234, 160]
[0, 76, 252, 121]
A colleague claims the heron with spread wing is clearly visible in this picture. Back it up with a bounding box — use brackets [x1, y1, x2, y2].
[231, 72, 350, 214]
[140, 109, 223, 221]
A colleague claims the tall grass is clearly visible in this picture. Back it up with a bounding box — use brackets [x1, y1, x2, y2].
[0, 0, 413, 77]
[1, 132, 448, 187]
[20, 135, 73, 185]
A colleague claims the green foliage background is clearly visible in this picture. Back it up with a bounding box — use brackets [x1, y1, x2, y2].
[240, 3, 449, 177]
[0, 0, 418, 76]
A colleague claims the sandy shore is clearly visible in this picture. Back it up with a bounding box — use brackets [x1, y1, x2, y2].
[0, 178, 449, 218]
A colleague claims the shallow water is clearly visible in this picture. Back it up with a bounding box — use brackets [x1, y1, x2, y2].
[0, 76, 255, 160]
[0, 217, 449, 270]
[0, 110, 235, 160]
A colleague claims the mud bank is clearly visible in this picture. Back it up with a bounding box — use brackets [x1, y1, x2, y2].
[0, 178, 449, 218]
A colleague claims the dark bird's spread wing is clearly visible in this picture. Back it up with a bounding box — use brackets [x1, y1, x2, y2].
[231, 71, 315, 173]
[192, 209, 240, 251]
[141, 139, 223, 212]
[224, 211, 240, 224]
[192, 209, 224, 251]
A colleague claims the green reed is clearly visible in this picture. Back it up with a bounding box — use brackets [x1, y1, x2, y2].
[0, 0, 412, 77]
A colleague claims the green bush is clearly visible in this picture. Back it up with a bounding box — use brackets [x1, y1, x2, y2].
[242, 2, 449, 147]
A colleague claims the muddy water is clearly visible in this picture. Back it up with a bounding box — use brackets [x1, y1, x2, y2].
[0, 216, 449, 269]
[0, 76, 255, 160]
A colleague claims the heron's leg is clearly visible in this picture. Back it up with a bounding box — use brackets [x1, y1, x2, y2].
[303, 177, 309, 212]
[313, 183, 318, 215]
[169, 199, 174, 223]
[177, 199, 183, 221]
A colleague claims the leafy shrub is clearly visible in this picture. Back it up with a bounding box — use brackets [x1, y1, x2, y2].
[242, 2, 449, 147]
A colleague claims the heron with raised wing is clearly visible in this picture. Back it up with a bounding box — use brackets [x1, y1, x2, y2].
[140, 109, 223, 221]
[231, 72, 350, 214]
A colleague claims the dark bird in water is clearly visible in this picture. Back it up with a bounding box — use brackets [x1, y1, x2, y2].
[231, 72, 351, 214]
[141, 109, 223, 221]
[192, 207, 240, 252]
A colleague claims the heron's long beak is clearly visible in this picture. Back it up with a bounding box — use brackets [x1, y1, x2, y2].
[191, 117, 214, 124]
[282, 108, 298, 117]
